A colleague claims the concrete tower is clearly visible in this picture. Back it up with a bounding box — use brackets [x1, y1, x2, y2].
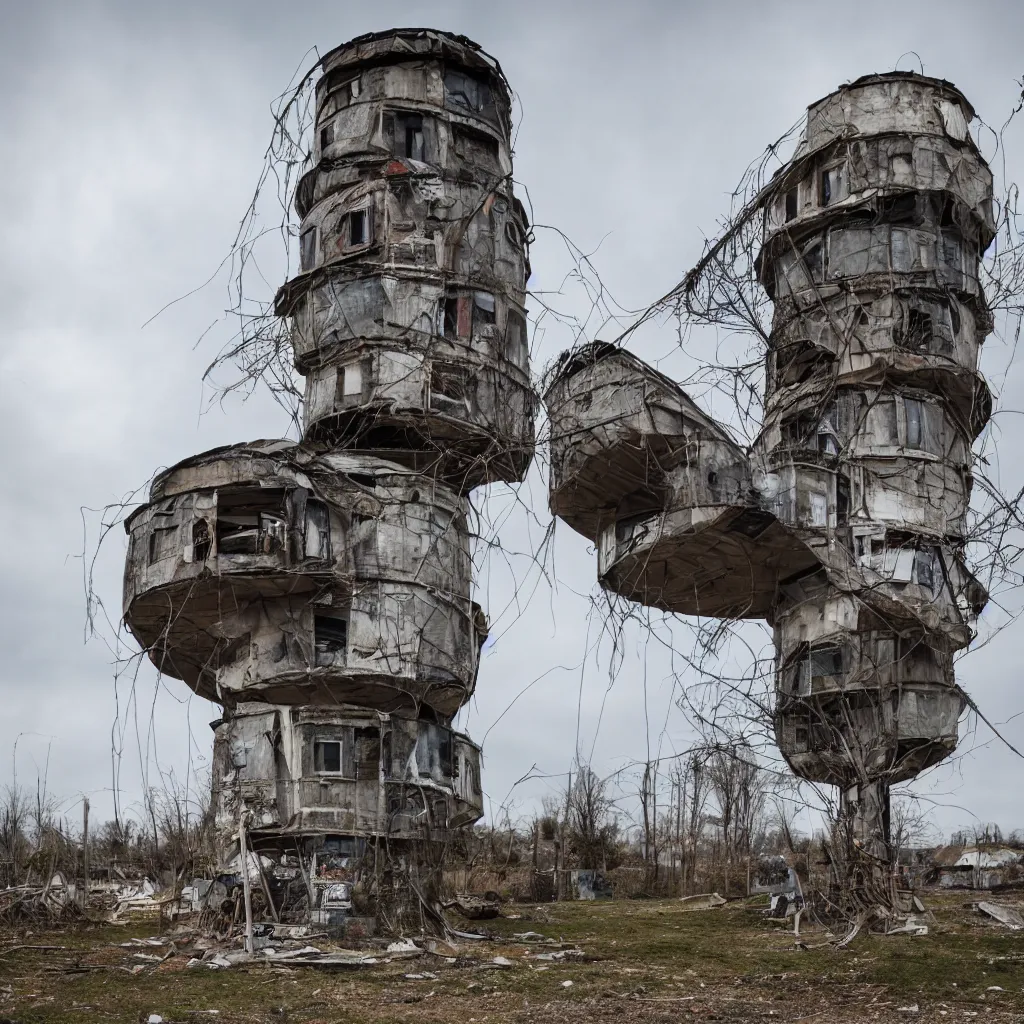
[123, 29, 535, 934]
[545, 73, 990, 905]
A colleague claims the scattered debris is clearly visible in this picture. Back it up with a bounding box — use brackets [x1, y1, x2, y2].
[977, 902, 1024, 929]
[679, 893, 726, 911]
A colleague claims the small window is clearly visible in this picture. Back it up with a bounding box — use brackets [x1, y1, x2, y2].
[820, 164, 845, 206]
[803, 242, 823, 282]
[809, 492, 828, 527]
[148, 526, 177, 565]
[810, 645, 844, 683]
[504, 309, 528, 368]
[348, 209, 368, 247]
[473, 291, 496, 326]
[314, 740, 342, 774]
[442, 294, 473, 340]
[215, 488, 287, 556]
[881, 193, 917, 223]
[300, 227, 317, 271]
[794, 727, 809, 753]
[902, 309, 933, 350]
[785, 189, 798, 222]
[444, 70, 494, 118]
[314, 615, 348, 666]
[914, 548, 936, 590]
[904, 398, 924, 449]
[304, 499, 331, 561]
[336, 363, 363, 405]
[320, 121, 335, 151]
[431, 364, 471, 415]
[192, 519, 211, 562]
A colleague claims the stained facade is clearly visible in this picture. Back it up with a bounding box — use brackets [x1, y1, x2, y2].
[124, 29, 534, 931]
[547, 73, 990, 893]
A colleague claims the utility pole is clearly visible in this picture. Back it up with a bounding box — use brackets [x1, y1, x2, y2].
[238, 803, 254, 955]
[81, 797, 90, 911]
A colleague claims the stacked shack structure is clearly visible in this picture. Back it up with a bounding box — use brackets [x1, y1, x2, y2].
[546, 73, 991, 910]
[124, 29, 534, 934]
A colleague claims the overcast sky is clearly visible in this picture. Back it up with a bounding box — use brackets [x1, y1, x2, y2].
[1, 0, 1022, 843]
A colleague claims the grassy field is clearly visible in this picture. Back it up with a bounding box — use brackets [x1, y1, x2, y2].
[0, 892, 1021, 1023]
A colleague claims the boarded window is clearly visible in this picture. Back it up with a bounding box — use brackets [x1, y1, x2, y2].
[335, 362, 363, 406]
[148, 526, 178, 564]
[452, 125, 500, 170]
[314, 740, 342, 774]
[300, 227, 317, 271]
[809, 492, 828, 527]
[314, 615, 348, 666]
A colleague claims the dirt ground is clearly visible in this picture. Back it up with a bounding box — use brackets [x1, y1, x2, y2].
[0, 891, 1021, 1023]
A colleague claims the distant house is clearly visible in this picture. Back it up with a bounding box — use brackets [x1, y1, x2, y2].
[932, 845, 1022, 889]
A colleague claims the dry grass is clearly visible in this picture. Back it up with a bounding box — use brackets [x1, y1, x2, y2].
[0, 891, 1020, 1022]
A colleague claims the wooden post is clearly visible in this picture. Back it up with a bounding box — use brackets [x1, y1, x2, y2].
[81, 797, 90, 911]
[238, 804, 254, 955]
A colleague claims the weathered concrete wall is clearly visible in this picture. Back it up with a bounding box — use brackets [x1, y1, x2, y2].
[124, 441, 484, 716]
[275, 28, 536, 488]
[210, 703, 483, 842]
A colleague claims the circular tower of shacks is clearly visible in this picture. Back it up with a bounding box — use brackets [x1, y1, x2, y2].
[123, 28, 535, 936]
[545, 72, 991, 909]
[756, 73, 991, 899]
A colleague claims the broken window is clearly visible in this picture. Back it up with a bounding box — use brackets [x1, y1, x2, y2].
[442, 294, 473, 340]
[473, 291, 496, 328]
[444, 70, 495, 121]
[348, 209, 368, 246]
[913, 547, 936, 590]
[335, 362, 363, 406]
[881, 193, 917, 223]
[836, 474, 850, 525]
[215, 488, 287, 556]
[147, 526, 177, 565]
[900, 308, 933, 350]
[817, 403, 840, 455]
[809, 645, 844, 689]
[794, 726, 810, 753]
[820, 163, 846, 206]
[320, 120, 335, 152]
[452, 126, 500, 170]
[904, 398, 924, 449]
[192, 519, 211, 562]
[430, 363, 472, 416]
[314, 740, 342, 774]
[785, 188, 798, 222]
[300, 227, 317, 271]
[304, 499, 331, 561]
[314, 614, 348, 667]
[383, 111, 425, 160]
[504, 309, 528, 368]
[802, 242, 823, 283]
